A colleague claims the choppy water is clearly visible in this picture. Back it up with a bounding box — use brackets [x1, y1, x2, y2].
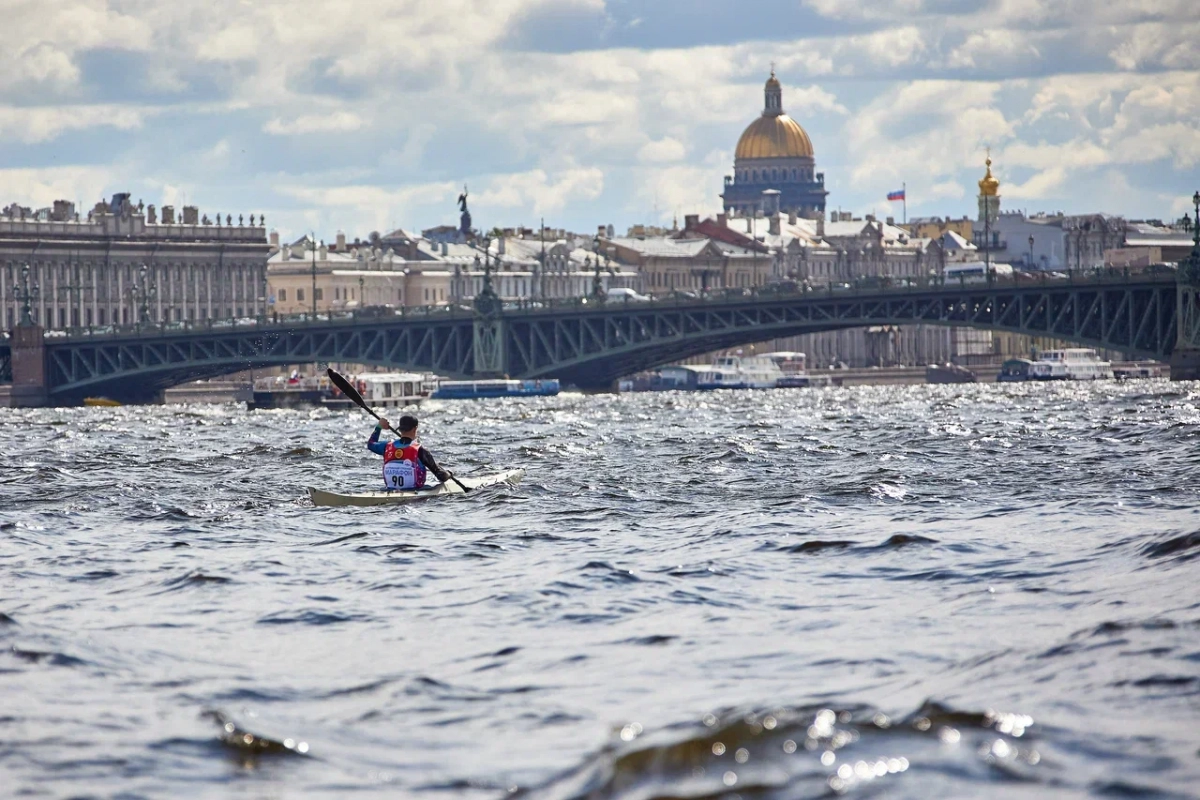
[2, 382, 1199, 798]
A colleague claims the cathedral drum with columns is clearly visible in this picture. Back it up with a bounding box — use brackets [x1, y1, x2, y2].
[722, 72, 828, 218]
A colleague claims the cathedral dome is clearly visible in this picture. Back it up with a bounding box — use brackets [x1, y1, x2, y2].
[734, 72, 814, 160]
[735, 114, 814, 160]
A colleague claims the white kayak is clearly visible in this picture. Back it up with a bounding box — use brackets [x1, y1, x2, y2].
[307, 469, 524, 507]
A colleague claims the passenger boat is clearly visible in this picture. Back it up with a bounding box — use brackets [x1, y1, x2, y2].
[350, 372, 438, 408]
[762, 352, 832, 388]
[250, 372, 434, 410]
[997, 349, 1114, 382]
[1028, 349, 1114, 381]
[83, 397, 121, 407]
[696, 354, 783, 390]
[618, 365, 705, 392]
[430, 379, 559, 399]
[308, 469, 524, 507]
[997, 359, 1034, 382]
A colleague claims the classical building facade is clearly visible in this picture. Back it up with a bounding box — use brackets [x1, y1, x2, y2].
[267, 232, 638, 315]
[721, 73, 827, 218]
[1, 195, 268, 330]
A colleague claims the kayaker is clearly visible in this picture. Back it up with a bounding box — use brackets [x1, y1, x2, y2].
[366, 414, 454, 491]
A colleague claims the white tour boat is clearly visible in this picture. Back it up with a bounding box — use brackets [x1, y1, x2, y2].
[696, 354, 783, 390]
[352, 372, 438, 407]
[1028, 349, 1114, 381]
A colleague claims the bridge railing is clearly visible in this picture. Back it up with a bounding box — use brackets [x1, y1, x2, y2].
[38, 263, 1177, 342]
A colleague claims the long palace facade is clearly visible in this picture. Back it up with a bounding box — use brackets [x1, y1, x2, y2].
[1, 196, 268, 330]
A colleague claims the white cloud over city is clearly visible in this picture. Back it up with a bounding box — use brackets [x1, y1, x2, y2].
[1, 0, 1197, 239]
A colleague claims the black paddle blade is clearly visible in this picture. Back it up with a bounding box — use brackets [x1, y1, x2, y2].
[327, 368, 374, 415]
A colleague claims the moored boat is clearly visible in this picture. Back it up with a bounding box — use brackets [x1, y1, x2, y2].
[83, 397, 122, 407]
[430, 379, 559, 399]
[926, 363, 977, 384]
[1029, 349, 1114, 381]
[251, 372, 435, 410]
[696, 354, 782, 390]
[998, 349, 1114, 382]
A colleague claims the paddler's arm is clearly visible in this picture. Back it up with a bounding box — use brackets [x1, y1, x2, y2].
[366, 418, 389, 456]
[417, 447, 452, 484]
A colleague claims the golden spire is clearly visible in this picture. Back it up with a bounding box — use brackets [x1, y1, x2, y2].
[978, 149, 1000, 197]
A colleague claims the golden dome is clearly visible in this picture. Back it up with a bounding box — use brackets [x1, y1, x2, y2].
[735, 72, 814, 160]
[735, 114, 814, 159]
[978, 156, 1000, 196]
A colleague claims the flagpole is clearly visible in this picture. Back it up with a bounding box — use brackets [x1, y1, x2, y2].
[903, 182, 907, 226]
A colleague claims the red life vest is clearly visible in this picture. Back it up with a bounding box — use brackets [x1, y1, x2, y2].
[382, 438, 427, 490]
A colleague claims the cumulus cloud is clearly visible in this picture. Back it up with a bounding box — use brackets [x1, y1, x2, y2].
[0, 0, 1196, 236]
[638, 138, 687, 164]
[263, 111, 366, 136]
[474, 168, 605, 216]
[0, 165, 118, 208]
[0, 104, 147, 143]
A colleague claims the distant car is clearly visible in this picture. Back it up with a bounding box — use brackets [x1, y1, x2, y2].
[606, 287, 652, 302]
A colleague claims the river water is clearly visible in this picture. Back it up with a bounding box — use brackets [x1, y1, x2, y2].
[1, 381, 1198, 798]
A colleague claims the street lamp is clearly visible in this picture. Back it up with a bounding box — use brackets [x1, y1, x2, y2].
[358, 273, 365, 312]
[1028, 235, 1035, 269]
[591, 236, 605, 300]
[14, 264, 40, 326]
[129, 264, 157, 328]
[310, 233, 318, 319]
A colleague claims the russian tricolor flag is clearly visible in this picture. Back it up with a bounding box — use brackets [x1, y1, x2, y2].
[887, 189, 905, 201]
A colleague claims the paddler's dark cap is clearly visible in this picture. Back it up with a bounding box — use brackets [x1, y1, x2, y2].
[398, 415, 419, 432]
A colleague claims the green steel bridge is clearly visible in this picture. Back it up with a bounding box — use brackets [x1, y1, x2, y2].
[1, 271, 1195, 404]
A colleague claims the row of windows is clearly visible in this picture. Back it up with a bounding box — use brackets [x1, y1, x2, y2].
[738, 167, 813, 183]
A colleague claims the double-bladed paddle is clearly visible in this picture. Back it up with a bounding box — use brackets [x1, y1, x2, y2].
[326, 368, 470, 493]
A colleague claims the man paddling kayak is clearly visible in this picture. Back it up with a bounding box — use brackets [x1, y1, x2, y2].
[367, 414, 454, 491]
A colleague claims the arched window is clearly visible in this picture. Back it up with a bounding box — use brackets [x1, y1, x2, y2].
[771, 168, 778, 181]
[791, 169, 797, 181]
[752, 170, 758, 182]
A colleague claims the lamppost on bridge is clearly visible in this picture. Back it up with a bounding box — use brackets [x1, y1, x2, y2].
[1184, 190, 1200, 285]
[13, 264, 40, 327]
[358, 273, 365, 313]
[129, 264, 157, 329]
[57, 253, 87, 330]
[591, 236, 606, 302]
[310, 233, 319, 319]
[1028, 235, 1035, 270]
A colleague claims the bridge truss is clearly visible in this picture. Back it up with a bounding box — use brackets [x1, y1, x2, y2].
[510, 278, 1178, 387]
[15, 275, 1182, 400]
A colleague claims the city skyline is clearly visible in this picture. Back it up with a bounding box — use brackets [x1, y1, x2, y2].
[3, 0, 1197, 240]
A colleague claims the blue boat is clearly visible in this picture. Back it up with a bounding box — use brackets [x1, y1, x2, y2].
[431, 379, 560, 399]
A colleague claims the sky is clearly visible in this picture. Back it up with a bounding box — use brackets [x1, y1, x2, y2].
[2, 0, 1198, 241]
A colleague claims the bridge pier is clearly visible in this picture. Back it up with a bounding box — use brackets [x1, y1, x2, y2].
[2, 325, 48, 407]
[1169, 349, 1200, 381]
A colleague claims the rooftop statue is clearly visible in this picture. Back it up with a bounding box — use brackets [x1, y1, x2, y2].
[458, 186, 472, 239]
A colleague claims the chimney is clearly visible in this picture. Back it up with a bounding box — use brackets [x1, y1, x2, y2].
[182, 206, 199, 224]
[318, 242, 328, 260]
[269, 230, 280, 248]
[769, 213, 780, 236]
[684, 213, 699, 230]
[440, 241, 448, 256]
[788, 209, 797, 225]
[498, 237, 505, 256]
[336, 231, 346, 251]
[886, 216, 895, 226]
[817, 217, 825, 238]
[282, 244, 291, 260]
[161, 205, 175, 224]
[717, 213, 727, 227]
